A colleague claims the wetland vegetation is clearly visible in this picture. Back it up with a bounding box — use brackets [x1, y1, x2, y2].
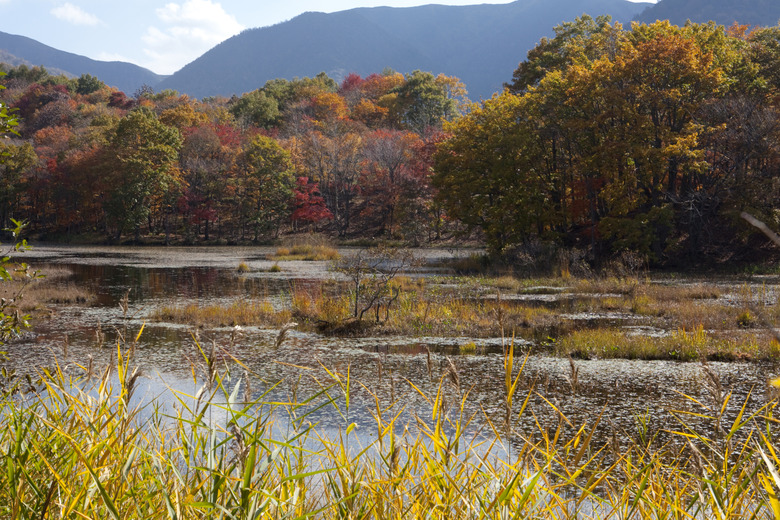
[151, 265, 780, 362]
[1, 244, 780, 518]
[1, 331, 779, 519]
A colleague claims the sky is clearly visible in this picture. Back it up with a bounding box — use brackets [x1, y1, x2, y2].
[0, 0, 654, 76]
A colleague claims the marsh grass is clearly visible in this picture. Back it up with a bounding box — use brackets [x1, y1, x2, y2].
[2, 341, 780, 519]
[270, 234, 340, 261]
[149, 269, 778, 360]
[0, 265, 94, 311]
[271, 244, 340, 262]
[557, 325, 780, 361]
[148, 282, 554, 339]
[151, 301, 292, 328]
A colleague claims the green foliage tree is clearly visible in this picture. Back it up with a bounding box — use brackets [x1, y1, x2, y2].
[75, 73, 105, 95]
[0, 72, 18, 137]
[229, 89, 280, 128]
[241, 134, 294, 240]
[105, 108, 182, 241]
[433, 92, 554, 254]
[390, 70, 466, 134]
[747, 25, 780, 91]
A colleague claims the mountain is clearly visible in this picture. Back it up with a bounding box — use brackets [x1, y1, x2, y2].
[158, 0, 650, 100]
[0, 31, 165, 94]
[635, 0, 780, 28]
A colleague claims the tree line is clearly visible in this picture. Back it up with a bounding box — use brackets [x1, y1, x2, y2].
[0, 65, 465, 244]
[1, 17, 779, 265]
[434, 17, 780, 263]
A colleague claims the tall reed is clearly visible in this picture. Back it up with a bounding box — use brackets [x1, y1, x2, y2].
[1, 338, 779, 519]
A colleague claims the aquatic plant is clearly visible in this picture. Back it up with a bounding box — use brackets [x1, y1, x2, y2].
[1, 339, 779, 519]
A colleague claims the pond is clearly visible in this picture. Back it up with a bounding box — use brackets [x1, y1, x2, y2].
[4, 244, 779, 451]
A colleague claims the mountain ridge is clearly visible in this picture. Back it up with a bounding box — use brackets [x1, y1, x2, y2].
[635, 0, 780, 28]
[0, 31, 166, 94]
[156, 0, 650, 99]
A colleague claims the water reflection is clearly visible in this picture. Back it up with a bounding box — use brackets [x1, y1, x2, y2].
[5, 245, 779, 451]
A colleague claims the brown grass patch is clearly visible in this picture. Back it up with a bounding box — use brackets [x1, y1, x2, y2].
[270, 244, 340, 261]
[0, 265, 94, 312]
[151, 301, 292, 327]
[555, 325, 780, 361]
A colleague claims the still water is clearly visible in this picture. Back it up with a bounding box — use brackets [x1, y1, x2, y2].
[4, 244, 778, 448]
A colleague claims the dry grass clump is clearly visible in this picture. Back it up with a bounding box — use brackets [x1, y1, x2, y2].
[555, 325, 780, 361]
[448, 253, 491, 274]
[271, 244, 340, 261]
[561, 281, 737, 333]
[278, 281, 555, 338]
[356, 292, 555, 337]
[0, 265, 94, 311]
[645, 282, 722, 301]
[2, 346, 779, 519]
[644, 298, 746, 329]
[290, 286, 352, 326]
[271, 234, 340, 261]
[151, 300, 292, 327]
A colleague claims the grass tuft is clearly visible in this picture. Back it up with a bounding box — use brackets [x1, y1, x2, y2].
[270, 244, 340, 261]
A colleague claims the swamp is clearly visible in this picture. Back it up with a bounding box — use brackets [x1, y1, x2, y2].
[2, 243, 780, 518]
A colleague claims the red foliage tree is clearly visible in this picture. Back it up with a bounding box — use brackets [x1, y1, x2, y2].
[291, 176, 332, 231]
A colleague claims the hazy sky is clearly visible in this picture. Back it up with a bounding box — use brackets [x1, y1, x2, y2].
[0, 0, 653, 76]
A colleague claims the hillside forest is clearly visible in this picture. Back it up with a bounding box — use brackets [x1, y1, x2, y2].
[1, 17, 780, 265]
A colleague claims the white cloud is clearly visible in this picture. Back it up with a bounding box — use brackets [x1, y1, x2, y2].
[142, 0, 244, 75]
[51, 3, 100, 26]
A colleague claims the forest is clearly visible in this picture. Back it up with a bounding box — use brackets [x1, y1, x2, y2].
[1, 16, 779, 266]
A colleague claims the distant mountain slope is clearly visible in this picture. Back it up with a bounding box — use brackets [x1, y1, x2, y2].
[158, 0, 650, 100]
[635, 0, 780, 27]
[0, 31, 165, 94]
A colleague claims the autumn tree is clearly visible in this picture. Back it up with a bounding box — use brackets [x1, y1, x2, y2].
[434, 93, 554, 253]
[291, 176, 332, 231]
[359, 129, 420, 235]
[0, 141, 36, 229]
[179, 124, 237, 240]
[297, 129, 363, 237]
[437, 19, 751, 260]
[505, 15, 622, 94]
